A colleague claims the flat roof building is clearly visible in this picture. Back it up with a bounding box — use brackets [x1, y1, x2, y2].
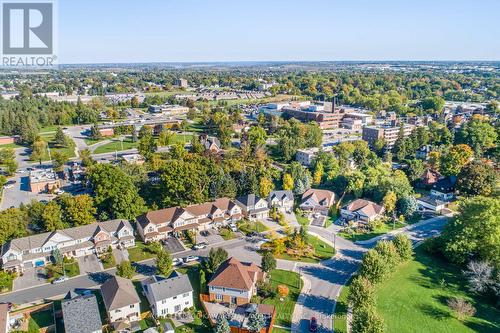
[28, 169, 61, 193]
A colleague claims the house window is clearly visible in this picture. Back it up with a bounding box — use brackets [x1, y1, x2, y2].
[130, 304, 134, 309]
[183, 293, 189, 297]
[216, 294, 223, 301]
[173, 296, 177, 300]
[231, 296, 237, 304]
[174, 304, 181, 312]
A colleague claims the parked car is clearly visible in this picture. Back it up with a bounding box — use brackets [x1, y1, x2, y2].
[309, 317, 318, 332]
[200, 230, 209, 237]
[183, 255, 199, 263]
[193, 242, 208, 250]
[229, 223, 238, 232]
[3, 184, 13, 189]
[172, 258, 183, 266]
[52, 276, 69, 284]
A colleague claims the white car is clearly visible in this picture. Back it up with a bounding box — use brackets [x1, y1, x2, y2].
[193, 242, 207, 250]
[172, 257, 183, 266]
[3, 184, 13, 189]
[55, 189, 65, 195]
[183, 255, 199, 263]
[52, 276, 69, 284]
[229, 223, 238, 232]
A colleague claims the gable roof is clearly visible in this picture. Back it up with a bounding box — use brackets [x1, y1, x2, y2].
[343, 199, 384, 218]
[268, 190, 294, 202]
[100, 276, 140, 311]
[62, 293, 102, 333]
[301, 188, 335, 206]
[235, 194, 265, 208]
[143, 274, 193, 303]
[208, 257, 263, 291]
[2, 219, 132, 255]
[432, 176, 457, 193]
[420, 169, 442, 185]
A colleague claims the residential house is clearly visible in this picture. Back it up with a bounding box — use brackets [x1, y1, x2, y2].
[0, 303, 9, 333]
[267, 190, 294, 213]
[199, 134, 221, 152]
[136, 198, 242, 242]
[299, 189, 336, 215]
[340, 199, 385, 223]
[61, 291, 102, 333]
[235, 194, 269, 221]
[1, 219, 135, 272]
[419, 169, 442, 187]
[100, 276, 141, 329]
[417, 196, 446, 213]
[141, 273, 193, 318]
[431, 176, 456, 201]
[208, 257, 265, 305]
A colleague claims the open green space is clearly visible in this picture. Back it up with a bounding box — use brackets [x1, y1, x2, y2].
[32, 131, 76, 161]
[93, 137, 138, 154]
[127, 240, 156, 262]
[374, 249, 500, 333]
[274, 235, 335, 263]
[338, 221, 406, 242]
[262, 269, 302, 327]
[237, 220, 269, 235]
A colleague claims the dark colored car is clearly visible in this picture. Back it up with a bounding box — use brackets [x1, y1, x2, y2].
[309, 317, 318, 332]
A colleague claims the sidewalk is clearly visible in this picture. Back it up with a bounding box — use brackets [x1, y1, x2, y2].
[291, 264, 312, 333]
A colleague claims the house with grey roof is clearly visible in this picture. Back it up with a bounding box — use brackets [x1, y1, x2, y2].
[268, 190, 294, 213]
[100, 276, 141, 328]
[61, 291, 103, 333]
[1, 219, 135, 272]
[235, 194, 269, 221]
[141, 273, 193, 317]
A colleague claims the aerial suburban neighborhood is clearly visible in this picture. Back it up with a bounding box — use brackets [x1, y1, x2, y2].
[0, 1, 498, 333]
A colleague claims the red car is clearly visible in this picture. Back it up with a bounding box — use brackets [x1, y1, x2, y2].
[309, 317, 318, 332]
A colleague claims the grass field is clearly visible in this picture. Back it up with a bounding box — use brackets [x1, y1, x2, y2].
[237, 220, 269, 235]
[374, 249, 500, 333]
[338, 221, 406, 242]
[295, 212, 309, 226]
[93, 133, 194, 153]
[128, 241, 156, 262]
[274, 235, 335, 263]
[32, 131, 76, 161]
[263, 269, 302, 327]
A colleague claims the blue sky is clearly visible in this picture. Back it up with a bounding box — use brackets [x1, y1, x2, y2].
[58, 0, 500, 63]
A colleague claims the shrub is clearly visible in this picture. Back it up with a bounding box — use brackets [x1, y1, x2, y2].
[257, 280, 275, 299]
[277, 285, 289, 298]
[447, 297, 476, 321]
[348, 276, 375, 309]
[351, 305, 384, 333]
[392, 234, 414, 261]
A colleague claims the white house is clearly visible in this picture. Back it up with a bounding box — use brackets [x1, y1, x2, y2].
[235, 194, 269, 221]
[141, 273, 193, 318]
[267, 190, 294, 213]
[417, 196, 446, 213]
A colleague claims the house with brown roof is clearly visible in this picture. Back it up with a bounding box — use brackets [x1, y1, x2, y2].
[100, 276, 141, 329]
[340, 199, 385, 223]
[136, 198, 242, 242]
[419, 169, 442, 187]
[1, 219, 134, 272]
[299, 188, 336, 215]
[208, 257, 265, 306]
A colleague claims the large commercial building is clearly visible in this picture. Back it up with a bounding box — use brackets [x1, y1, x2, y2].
[361, 123, 415, 150]
[282, 101, 346, 129]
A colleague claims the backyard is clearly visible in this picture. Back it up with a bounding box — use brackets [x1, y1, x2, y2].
[262, 269, 302, 328]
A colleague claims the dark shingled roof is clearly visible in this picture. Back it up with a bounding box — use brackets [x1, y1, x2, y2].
[61, 293, 102, 333]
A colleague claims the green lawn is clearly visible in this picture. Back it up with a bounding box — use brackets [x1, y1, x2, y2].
[237, 220, 269, 235]
[274, 236, 335, 263]
[93, 137, 139, 154]
[29, 310, 54, 331]
[128, 240, 156, 262]
[332, 278, 352, 333]
[262, 269, 302, 327]
[374, 249, 500, 333]
[100, 251, 116, 269]
[64, 261, 80, 277]
[219, 227, 236, 240]
[295, 213, 309, 227]
[272, 328, 291, 333]
[32, 131, 76, 161]
[338, 221, 406, 242]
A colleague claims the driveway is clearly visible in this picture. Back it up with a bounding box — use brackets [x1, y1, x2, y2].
[197, 229, 224, 245]
[77, 254, 103, 274]
[163, 237, 186, 253]
[310, 216, 326, 227]
[13, 267, 47, 291]
[113, 248, 129, 264]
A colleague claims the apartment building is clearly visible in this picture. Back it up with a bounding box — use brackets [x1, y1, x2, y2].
[362, 123, 415, 150]
[136, 198, 243, 242]
[1, 219, 135, 272]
